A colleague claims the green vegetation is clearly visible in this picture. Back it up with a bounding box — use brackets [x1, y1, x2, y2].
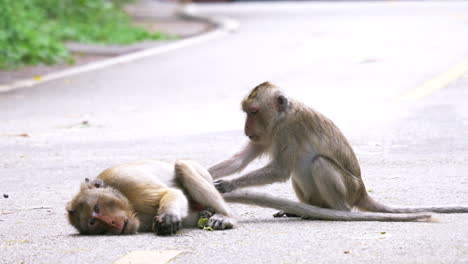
[197, 218, 214, 231]
[0, 0, 168, 69]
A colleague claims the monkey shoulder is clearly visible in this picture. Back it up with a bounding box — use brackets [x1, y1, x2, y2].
[96, 160, 176, 196]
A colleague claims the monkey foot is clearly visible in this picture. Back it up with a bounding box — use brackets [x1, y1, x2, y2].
[208, 214, 235, 230]
[152, 213, 182, 236]
[273, 211, 300, 218]
[199, 208, 215, 219]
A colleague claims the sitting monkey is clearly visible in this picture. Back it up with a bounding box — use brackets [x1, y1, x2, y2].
[211, 81, 468, 215]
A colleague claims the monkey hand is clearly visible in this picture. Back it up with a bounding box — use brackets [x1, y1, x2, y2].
[152, 213, 182, 236]
[214, 179, 234, 193]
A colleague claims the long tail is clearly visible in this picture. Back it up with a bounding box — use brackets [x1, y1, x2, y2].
[222, 191, 432, 222]
[357, 194, 468, 213]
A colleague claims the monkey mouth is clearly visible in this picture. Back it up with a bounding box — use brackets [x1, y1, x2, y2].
[120, 220, 128, 235]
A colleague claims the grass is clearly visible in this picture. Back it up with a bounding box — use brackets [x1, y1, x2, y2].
[0, 0, 169, 69]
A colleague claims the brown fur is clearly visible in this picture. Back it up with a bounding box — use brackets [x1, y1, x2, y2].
[211, 82, 468, 216]
[66, 160, 235, 236]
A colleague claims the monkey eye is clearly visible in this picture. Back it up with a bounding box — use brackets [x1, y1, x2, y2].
[249, 108, 259, 115]
[244, 104, 259, 115]
[93, 204, 100, 214]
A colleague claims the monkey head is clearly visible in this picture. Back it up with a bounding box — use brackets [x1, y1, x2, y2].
[241, 82, 289, 146]
[66, 178, 140, 235]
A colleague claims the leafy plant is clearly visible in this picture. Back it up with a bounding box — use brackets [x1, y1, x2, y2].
[0, 0, 168, 69]
[0, 0, 69, 68]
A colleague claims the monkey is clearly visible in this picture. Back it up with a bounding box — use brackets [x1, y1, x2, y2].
[211, 81, 468, 216]
[67, 159, 434, 237]
[67, 160, 236, 235]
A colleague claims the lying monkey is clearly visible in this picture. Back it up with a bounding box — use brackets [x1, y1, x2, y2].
[67, 159, 438, 236]
[211, 81, 468, 215]
[67, 160, 236, 235]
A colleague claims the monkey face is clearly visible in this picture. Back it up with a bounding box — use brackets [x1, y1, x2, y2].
[242, 82, 289, 146]
[243, 104, 262, 142]
[66, 180, 140, 235]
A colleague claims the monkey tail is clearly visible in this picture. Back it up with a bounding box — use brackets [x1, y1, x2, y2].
[223, 191, 432, 222]
[357, 194, 468, 214]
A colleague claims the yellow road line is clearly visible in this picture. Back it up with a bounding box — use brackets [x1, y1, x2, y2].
[401, 57, 468, 101]
[114, 250, 183, 264]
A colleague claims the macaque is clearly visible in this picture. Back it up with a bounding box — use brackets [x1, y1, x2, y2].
[211, 81, 468, 215]
[67, 159, 433, 237]
[67, 160, 235, 235]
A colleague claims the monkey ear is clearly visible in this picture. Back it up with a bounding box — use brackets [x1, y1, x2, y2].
[276, 95, 288, 112]
[82, 178, 106, 189]
[90, 179, 106, 188]
[66, 202, 75, 214]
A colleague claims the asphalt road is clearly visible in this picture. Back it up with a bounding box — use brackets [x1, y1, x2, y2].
[1, 1, 468, 264]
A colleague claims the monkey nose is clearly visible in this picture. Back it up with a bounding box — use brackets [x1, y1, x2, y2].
[248, 135, 259, 142]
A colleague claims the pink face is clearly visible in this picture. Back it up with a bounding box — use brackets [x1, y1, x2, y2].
[244, 105, 261, 142]
[88, 206, 128, 234]
[67, 184, 139, 235]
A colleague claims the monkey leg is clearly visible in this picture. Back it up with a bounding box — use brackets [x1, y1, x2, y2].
[271, 177, 302, 218]
[199, 208, 215, 219]
[175, 160, 235, 230]
[273, 179, 313, 219]
[177, 160, 215, 184]
[152, 188, 187, 236]
[299, 156, 358, 211]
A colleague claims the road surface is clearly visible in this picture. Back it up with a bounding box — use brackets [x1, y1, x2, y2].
[1, 1, 468, 263]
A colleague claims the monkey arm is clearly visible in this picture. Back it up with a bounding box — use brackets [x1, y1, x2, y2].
[153, 188, 188, 235]
[214, 162, 290, 193]
[208, 142, 265, 179]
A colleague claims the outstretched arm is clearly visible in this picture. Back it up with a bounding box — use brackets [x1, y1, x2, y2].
[208, 142, 265, 179]
[214, 162, 290, 193]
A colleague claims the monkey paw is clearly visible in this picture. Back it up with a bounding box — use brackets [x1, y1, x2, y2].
[214, 180, 234, 193]
[208, 214, 235, 230]
[273, 211, 300, 218]
[152, 214, 182, 236]
[199, 208, 215, 219]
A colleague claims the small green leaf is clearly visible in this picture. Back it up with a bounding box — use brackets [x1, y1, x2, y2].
[197, 218, 209, 229]
[197, 217, 214, 231]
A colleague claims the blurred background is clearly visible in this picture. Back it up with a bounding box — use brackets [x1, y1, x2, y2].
[1, 1, 467, 263]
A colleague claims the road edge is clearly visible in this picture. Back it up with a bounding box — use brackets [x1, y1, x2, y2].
[0, 4, 239, 94]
